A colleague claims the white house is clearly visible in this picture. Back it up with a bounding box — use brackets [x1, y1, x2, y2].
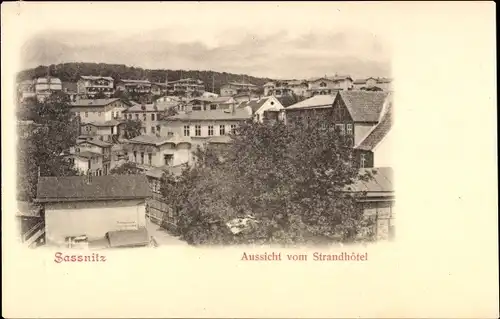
[236, 96, 285, 123]
[124, 135, 193, 168]
[36, 175, 152, 247]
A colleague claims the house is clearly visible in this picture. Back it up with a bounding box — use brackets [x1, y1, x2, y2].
[236, 96, 285, 123]
[348, 167, 395, 241]
[17, 80, 36, 102]
[263, 80, 309, 97]
[306, 75, 353, 97]
[285, 94, 338, 125]
[151, 83, 168, 96]
[162, 106, 253, 145]
[116, 79, 152, 94]
[79, 119, 121, 143]
[124, 135, 193, 168]
[77, 76, 115, 98]
[68, 138, 116, 175]
[122, 100, 179, 135]
[35, 175, 152, 247]
[62, 82, 78, 102]
[183, 96, 237, 112]
[167, 78, 205, 96]
[70, 98, 129, 124]
[34, 77, 63, 102]
[353, 77, 393, 91]
[220, 82, 258, 97]
[354, 99, 393, 168]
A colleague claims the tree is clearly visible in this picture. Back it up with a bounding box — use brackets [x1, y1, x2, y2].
[17, 92, 80, 201]
[167, 116, 375, 246]
[113, 89, 130, 101]
[158, 106, 179, 120]
[109, 162, 144, 175]
[122, 119, 143, 139]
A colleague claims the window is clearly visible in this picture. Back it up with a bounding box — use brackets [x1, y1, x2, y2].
[85, 112, 88, 118]
[346, 124, 353, 135]
[184, 125, 190, 136]
[219, 125, 225, 135]
[195, 125, 201, 136]
[156, 125, 161, 133]
[335, 124, 345, 135]
[148, 153, 152, 165]
[135, 114, 139, 120]
[111, 127, 114, 134]
[141, 152, 145, 164]
[210, 104, 217, 110]
[151, 126, 156, 134]
[164, 154, 174, 166]
[128, 114, 132, 120]
[360, 153, 366, 168]
[208, 125, 214, 136]
[133, 151, 137, 162]
[320, 82, 327, 87]
[151, 113, 155, 121]
[167, 132, 174, 137]
[230, 124, 237, 132]
[143, 113, 147, 121]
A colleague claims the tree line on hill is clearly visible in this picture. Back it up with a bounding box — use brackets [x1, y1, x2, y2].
[17, 62, 274, 94]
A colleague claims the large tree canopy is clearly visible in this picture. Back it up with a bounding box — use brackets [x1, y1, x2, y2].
[17, 92, 80, 201]
[162, 115, 375, 246]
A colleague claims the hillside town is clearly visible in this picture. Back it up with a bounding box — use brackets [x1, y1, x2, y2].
[16, 68, 394, 249]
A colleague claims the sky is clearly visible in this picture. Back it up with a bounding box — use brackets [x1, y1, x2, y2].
[16, 2, 392, 80]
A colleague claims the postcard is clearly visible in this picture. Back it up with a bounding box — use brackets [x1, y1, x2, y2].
[2, 2, 497, 318]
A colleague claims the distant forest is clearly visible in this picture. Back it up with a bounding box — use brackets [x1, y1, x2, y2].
[17, 62, 274, 94]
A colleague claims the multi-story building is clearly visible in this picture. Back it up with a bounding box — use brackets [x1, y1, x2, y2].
[263, 80, 309, 97]
[79, 120, 121, 143]
[305, 76, 353, 97]
[122, 101, 179, 136]
[285, 91, 392, 168]
[116, 79, 152, 95]
[162, 106, 253, 145]
[68, 138, 114, 176]
[70, 98, 129, 124]
[353, 77, 393, 91]
[77, 76, 115, 98]
[124, 135, 193, 169]
[167, 78, 205, 96]
[220, 82, 258, 97]
[34, 77, 63, 102]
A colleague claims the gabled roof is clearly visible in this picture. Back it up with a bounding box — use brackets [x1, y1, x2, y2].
[286, 94, 337, 110]
[36, 175, 152, 202]
[338, 91, 390, 122]
[236, 97, 278, 113]
[356, 101, 393, 151]
[166, 108, 252, 121]
[80, 76, 114, 81]
[70, 98, 121, 107]
[347, 167, 394, 196]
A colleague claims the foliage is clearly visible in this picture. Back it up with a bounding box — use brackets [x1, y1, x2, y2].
[158, 106, 179, 120]
[17, 62, 274, 95]
[17, 92, 80, 201]
[161, 116, 375, 246]
[93, 91, 108, 99]
[278, 92, 307, 107]
[109, 162, 144, 175]
[122, 119, 143, 139]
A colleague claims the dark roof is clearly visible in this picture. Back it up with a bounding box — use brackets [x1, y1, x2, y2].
[36, 175, 152, 202]
[106, 227, 149, 248]
[338, 91, 390, 122]
[167, 108, 251, 121]
[348, 167, 394, 196]
[70, 98, 121, 107]
[356, 101, 393, 151]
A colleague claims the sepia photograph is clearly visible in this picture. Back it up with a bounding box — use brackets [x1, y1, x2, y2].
[2, 2, 497, 318]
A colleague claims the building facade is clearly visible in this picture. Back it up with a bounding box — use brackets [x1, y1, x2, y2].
[71, 98, 129, 124]
[77, 76, 115, 98]
[36, 175, 152, 247]
[116, 79, 152, 94]
[167, 78, 205, 96]
[123, 101, 179, 135]
[220, 82, 259, 97]
[353, 77, 393, 91]
[34, 77, 63, 102]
